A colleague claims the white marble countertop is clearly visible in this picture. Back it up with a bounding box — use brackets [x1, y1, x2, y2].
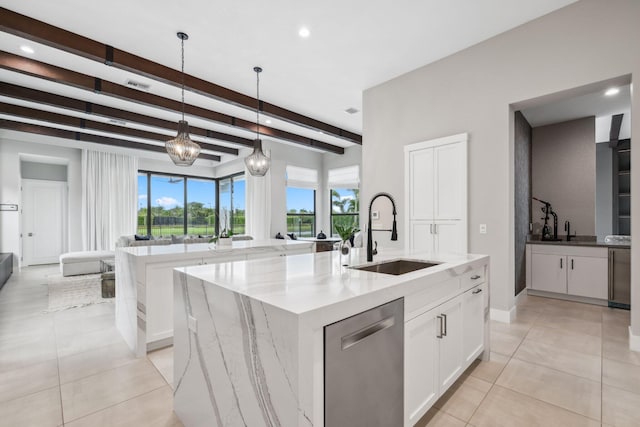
[176, 248, 488, 318]
[118, 239, 313, 258]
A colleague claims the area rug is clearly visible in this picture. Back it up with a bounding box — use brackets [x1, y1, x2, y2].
[46, 273, 112, 312]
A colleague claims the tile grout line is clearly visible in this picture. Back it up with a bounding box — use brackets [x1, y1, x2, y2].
[52, 306, 66, 426]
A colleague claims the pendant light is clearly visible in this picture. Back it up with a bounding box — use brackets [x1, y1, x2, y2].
[244, 66, 271, 176]
[165, 32, 200, 166]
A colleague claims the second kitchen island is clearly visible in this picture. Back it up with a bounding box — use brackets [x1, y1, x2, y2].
[174, 248, 489, 427]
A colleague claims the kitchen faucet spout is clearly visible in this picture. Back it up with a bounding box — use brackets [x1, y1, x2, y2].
[367, 192, 398, 262]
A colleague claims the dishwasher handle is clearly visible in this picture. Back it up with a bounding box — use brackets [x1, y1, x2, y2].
[341, 316, 395, 350]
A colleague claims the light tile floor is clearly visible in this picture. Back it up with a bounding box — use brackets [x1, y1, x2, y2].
[2, 265, 639, 426]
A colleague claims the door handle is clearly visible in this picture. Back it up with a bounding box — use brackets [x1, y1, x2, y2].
[442, 313, 447, 336]
[434, 224, 438, 234]
[473, 288, 483, 294]
[341, 316, 395, 350]
[429, 224, 433, 234]
[571, 259, 574, 270]
[28, 232, 33, 237]
[560, 258, 563, 269]
[436, 315, 443, 339]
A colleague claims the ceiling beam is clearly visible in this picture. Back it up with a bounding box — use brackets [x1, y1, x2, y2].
[0, 7, 362, 145]
[0, 82, 254, 149]
[0, 119, 221, 162]
[0, 102, 238, 156]
[0, 51, 345, 154]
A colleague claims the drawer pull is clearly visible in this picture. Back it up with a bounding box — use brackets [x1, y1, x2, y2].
[471, 275, 481, 280]
[436, 315, 444, 339]
[472, 288, 483, 294]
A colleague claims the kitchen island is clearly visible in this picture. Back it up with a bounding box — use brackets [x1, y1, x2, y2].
[173, 248, 489, 427]
[115, 239, 313, 356]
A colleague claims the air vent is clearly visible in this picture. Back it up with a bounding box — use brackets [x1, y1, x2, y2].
[344, 107, 359, 114]
[125, 79, 151, 91]
[108, 118, 127, 126]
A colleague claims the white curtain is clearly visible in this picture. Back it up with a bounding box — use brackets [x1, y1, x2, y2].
[82, 150, 138, 250]
[245, 158, 272, 240]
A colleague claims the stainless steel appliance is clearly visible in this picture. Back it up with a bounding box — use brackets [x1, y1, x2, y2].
[324, 298, 403, 427]
[608, 247, 631, 309]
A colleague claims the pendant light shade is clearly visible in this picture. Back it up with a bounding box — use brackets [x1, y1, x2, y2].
[166, 32, 200, 166]
[244, 66, 271, 176]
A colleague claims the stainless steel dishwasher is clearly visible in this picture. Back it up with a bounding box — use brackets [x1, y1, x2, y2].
[324, 298, 403, 427]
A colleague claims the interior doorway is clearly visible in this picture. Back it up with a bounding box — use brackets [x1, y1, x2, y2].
[22, 179, 68, 266]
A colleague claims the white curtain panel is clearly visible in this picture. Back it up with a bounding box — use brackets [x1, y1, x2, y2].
[82, 150, 138, 251]
[245, 159, 272, 240]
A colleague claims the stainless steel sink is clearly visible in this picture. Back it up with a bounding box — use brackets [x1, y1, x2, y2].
[350, 259, 440, 275]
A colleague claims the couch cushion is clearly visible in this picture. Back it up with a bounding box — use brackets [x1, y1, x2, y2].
[128, 239, 171, 247]
[60, 250, 114, 264]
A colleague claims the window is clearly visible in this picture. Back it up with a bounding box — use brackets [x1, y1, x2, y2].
[330, 188, 359, 235]
[150, 174, 185, 237]
[328, 165, 360, 236]
[286, 165, 318, 238]
[137, 171, 239, 237]
[186, 178, 216, 236]
[218, 173, 245, 235]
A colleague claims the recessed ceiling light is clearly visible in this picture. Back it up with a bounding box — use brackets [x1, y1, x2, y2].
[20, 45, 34, 54]
[605, 87, 620, 96]
[298, 27, 310, 38]
[265, 119, 272, 124]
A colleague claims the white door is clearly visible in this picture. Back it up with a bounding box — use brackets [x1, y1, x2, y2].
[437, 296, 463, 392]
[405, 311, 439, 427]
[409, 148, 435, 220]
[433, 221, 464, 254]
[434, 143, 465, 220]
[567, 256, 608, 299]
[22, 180, 67, 266]
[462, 283, 485, 363]
[531, 253, 567, 294]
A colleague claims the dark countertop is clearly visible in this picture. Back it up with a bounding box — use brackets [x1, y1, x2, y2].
[527, 239, 630, 249]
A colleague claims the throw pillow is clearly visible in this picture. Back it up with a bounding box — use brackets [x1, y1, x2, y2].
[134, 234, 150, 241]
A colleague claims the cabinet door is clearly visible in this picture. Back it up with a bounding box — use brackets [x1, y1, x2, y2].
[567, 256, 608, 299]
[462, 283, 486, 364]
[410, 221, 435, 253]
[437, 296, 463, 392]
[409, 148, 435, 220]
[433, 221, 465, 254]
[405, 312, 439, 427]
[531, 253, 567, 294]
[434, 143, 465, 220]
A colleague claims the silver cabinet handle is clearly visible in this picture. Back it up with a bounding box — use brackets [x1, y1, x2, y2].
[571, 259, 574, 270]
[341, 316, 395, 350]
[436, 315, 443, 339]
[429, 224, 433, 234]
[434, 224, 438, 234]
[560, 258, 563, 269]
[472, 288, 483, 294]
[442, 313, 447, 336]
[28, 232, 33, 237]
[471, 274, 481, 280]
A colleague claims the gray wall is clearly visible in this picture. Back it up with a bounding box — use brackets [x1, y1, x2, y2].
[21, 161, 67, 182]
[514, 111, 531, 295]
[363, 0, 640, 326]
[531, 117, 595, 237]
[596, 142, 613, 240]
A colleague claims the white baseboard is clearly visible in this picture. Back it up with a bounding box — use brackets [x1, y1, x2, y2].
[629, 327, 640, 352]
[490, 306, 516, 324]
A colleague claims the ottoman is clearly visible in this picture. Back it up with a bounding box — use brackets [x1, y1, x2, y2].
[59, 250, 115, 277]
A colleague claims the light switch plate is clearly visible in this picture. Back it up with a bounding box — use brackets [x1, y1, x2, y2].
[479, 224, 487, 234]
[188, 315, 197, 333]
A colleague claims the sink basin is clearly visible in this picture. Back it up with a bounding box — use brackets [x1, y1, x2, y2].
[350, 259, 440, 275]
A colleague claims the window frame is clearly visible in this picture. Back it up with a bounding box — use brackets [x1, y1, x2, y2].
[286, 187, 317, 238]
[329, 188, 360, 237]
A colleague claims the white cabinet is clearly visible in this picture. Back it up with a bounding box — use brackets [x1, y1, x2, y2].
[405, 134, 467, 254]
[462, 283, 486, 364]
[527, 244, 608, 300]
[405, 273, 486, 427]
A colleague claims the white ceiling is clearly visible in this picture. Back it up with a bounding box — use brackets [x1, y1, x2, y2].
[521, 84, 631, 142]
[0, 0, 578, 164]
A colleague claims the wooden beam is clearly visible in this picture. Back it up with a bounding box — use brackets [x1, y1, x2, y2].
[0, 102, 237, 156]
[0, 7, 362, 144]
[0, 119, 221, 162]
[0, 82, 253, 149]
[0, 51, 345, 154]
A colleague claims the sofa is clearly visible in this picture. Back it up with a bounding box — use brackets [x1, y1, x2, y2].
[116, 234, 253, 248]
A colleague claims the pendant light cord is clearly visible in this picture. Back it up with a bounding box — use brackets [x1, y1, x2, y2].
[256, 69, 260, 140]
[181, 36, 185, 121]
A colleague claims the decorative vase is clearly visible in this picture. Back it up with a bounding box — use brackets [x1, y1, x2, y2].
[340, 240, 351, 266]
